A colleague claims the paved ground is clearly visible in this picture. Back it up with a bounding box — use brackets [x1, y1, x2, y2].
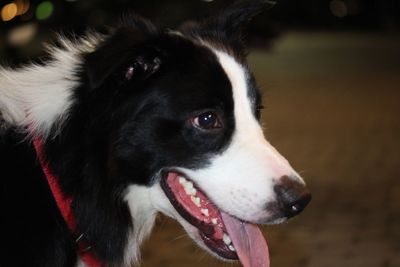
[139, 32, 400, 267]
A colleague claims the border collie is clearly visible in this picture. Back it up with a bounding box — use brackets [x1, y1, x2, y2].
[0, 1, 311, 266]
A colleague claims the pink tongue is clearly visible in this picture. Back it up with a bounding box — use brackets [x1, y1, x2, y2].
[221, 212, 270, 267]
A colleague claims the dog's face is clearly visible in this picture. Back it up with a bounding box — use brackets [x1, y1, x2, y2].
[75, 2, 311, 265]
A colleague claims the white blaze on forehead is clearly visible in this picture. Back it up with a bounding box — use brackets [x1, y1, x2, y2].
[214, 50, 295, 177]
[214, 51, 261, 138]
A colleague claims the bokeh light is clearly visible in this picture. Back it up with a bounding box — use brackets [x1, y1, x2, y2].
[15, 0, 30, 16]
[7, 22, 38, 46]
[330, 0, 348, 18]
[35, 1, 54, 20]
[1, 3, 18, 22]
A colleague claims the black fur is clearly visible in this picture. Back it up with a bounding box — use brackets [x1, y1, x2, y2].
[1, 130, 77, 266]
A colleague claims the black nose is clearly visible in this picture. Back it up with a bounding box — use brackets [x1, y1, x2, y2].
[274, 176, 311, 218]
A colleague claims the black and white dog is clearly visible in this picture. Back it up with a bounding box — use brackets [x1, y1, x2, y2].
[0, 1, 310, 266]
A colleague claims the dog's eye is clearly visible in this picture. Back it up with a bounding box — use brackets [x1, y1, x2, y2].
[191, 112, 222, 130]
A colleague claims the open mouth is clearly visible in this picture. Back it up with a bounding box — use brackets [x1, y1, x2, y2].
[160, 171, 270, 267]
[160, 171, 237, 259]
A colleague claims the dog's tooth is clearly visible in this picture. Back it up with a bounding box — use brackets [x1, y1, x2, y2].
[183, 181, 194, 195]
[183, 181, 193, 189]
[178, 177, 186, 184]
[178, 178, 196, 196]
[182, 181, 193, 195]
[191, 196, 201, 207]
[190, 188, 197, 195]
[211, 218, 218, 225]
[184, 187, 192, 195]
[201, 208, 209, 217]
[223, 233, 232, 245]
[186, 181, 193, 189]
[228, 245, 235, 251]
[195, 197, 201, 206]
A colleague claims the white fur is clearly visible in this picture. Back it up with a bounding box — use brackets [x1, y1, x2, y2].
[123, 185, 158, 266]
[0, 35, 101, 136]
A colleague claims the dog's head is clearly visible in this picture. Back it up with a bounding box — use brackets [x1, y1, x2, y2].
[24, 1, 311, 266]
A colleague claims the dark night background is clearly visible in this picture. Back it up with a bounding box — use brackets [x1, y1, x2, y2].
[1, 1, 400, 267]
[1, 0, 400, 63]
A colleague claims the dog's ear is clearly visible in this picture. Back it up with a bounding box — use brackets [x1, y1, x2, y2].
[183, 0, 276, 53]
[85, 14, 161, 90]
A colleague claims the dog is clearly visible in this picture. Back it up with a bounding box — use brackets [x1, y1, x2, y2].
[0, 1, 311, 266]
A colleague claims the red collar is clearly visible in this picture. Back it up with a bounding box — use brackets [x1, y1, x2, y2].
[33, 138, 103, 267]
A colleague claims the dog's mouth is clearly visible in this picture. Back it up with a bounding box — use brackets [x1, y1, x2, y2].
[160, 171, 270, 267]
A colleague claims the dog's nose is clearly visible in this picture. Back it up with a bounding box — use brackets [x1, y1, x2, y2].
[274, 176, 311, 218]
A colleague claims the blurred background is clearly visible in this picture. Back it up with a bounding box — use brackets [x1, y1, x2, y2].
[1, 1, 399, 267]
